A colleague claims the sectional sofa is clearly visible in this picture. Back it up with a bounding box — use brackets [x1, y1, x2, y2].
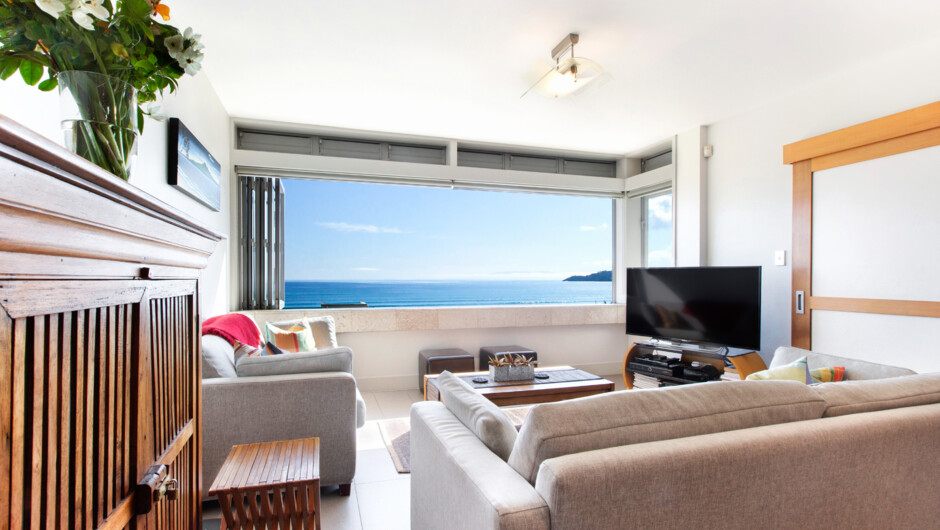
[410, 347, 940, 529]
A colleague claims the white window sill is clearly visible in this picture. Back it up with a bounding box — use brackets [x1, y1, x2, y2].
[242, 303, 625, 334]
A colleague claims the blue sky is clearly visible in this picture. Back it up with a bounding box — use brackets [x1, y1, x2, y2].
[283, 179, 614, 281]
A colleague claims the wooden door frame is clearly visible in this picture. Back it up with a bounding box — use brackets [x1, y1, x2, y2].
[783, 101, 940, 348]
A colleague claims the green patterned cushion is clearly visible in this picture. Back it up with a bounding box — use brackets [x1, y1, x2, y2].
[264, 320, 315, 353]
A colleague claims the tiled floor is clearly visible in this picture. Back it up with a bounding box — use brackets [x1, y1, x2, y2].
[203, 374, 625, 529]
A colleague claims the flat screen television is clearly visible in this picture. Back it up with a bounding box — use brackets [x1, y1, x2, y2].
[626, 266, 761, 350]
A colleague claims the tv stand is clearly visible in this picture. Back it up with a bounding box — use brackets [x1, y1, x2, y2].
[622, 342, 767, 389]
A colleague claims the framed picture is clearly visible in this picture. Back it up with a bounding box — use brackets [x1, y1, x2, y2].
[168, 118, 221, 211]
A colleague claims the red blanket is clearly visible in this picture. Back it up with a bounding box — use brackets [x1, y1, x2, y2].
[201, 313, 262, 347]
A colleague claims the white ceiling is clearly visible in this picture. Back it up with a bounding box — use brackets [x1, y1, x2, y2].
[172, 0, 940, 155]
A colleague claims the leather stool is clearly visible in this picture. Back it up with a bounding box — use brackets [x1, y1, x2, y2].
[419, 348, 474, 391]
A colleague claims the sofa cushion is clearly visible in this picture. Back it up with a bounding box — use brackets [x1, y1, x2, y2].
[746, 356, 812, 383]
[235, 347, 354, 377]
[770, 346, 916, 380]
[436, 371, 518, 461]
[812, 372, 940, 417]
[233, 340, 269, 364]
[267, 316, 339, 350]
[201, 334, 237, 379]
[265, 320, 316, 352]
[508, 380, 827, 484]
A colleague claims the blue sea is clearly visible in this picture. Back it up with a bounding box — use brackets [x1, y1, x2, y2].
[284, 280, 613, 309]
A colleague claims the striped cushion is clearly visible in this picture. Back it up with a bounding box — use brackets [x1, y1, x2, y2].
[265, 320, 316, 353]
[811, 366, 846, 383]
[233, 340, 268, 365]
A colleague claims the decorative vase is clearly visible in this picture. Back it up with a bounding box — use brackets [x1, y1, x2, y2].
[58, 71, 139, 181]
[489, 364, 535, 382]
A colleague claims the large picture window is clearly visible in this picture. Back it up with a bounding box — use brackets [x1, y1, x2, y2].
[280, 179, 614, 308]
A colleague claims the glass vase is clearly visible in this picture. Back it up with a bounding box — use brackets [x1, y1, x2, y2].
[58, 71, 139, 181]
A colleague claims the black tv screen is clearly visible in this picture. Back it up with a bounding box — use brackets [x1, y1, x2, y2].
[626, 266, 761, 350]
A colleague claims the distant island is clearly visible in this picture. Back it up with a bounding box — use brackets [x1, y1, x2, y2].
[563, 270, 612, 282]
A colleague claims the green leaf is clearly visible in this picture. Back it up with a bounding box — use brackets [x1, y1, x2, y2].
[23, 20, 42, 41]
[18, 60, 42, 86]
[133, 59, 154, 72]
[0, 57, 21, 80]
[37, 77, 57, 91]
[110, 42, 129, 60]
[121, 0, 152, 19]
[137, 107, 144, 134]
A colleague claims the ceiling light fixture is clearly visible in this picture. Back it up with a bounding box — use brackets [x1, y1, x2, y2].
[521, 33, 609, 99]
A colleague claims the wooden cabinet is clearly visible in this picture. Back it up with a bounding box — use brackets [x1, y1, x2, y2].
[0, 117, 221, 528]
[622, 342, 767, 389]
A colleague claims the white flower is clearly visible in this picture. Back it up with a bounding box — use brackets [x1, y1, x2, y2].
[77, 0, 109, 21]
[71, 8, 94, 30]
[35, 0, 67, 18]
[143, 101, 167, 121]
[178, 48, 203, 75]
[165, 34, 184, 58]
[69, 0, 108, 30]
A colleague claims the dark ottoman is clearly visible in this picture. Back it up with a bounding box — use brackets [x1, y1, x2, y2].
[419, 348, 474, 391]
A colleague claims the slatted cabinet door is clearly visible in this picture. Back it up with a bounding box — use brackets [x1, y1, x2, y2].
[143, 284, 201, 530]
[0, 279, 201, 529]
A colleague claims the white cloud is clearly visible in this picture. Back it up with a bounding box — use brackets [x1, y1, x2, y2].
[647, 195, 673, 228]
[582, 260, 613, 267]
[352, 267, 378, 271]
[580, 223, 609, 231]
[647, 250, 673, 267]
[316, 222, 405, 234]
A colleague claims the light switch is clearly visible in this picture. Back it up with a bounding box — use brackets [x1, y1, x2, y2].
[774, 250, 786, 266]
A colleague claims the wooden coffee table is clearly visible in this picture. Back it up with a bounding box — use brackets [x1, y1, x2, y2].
[210, 437, 321, 529]
[424, 365, 615, 407]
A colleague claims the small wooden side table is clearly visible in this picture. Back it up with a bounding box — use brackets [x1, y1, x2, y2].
[210, 437, 321, 529]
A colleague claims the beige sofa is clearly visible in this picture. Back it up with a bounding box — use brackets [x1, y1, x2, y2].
[200, 315, 366, 498]
[410, 347, 940, 529]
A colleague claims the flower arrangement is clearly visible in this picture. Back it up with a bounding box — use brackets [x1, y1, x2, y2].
[488, 354, 538, 382]
[0, 0, 204, 179]
[487, 354, 538, 368]
[0, 0, 203, 122]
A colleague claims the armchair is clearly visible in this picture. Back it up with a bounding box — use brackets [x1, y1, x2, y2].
[200, 315, 366, 498]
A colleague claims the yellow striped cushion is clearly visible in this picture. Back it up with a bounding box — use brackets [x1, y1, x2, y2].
[811, 366, 846, 383]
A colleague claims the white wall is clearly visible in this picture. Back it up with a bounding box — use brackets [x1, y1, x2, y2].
[675, 126, 707, 266]
[0, 73, 233, 316]
[343, 324, 630, 391]
[705, 37, 940, 364]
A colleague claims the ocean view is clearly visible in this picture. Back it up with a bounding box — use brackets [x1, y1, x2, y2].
[284, 280, 613, 309]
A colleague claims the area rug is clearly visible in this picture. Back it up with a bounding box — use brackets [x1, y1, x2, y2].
[377, 405, 532, 473]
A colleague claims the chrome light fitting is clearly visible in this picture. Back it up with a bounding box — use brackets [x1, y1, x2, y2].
[521, 33, 609, 99]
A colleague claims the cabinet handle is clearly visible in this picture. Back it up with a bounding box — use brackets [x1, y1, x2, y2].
[795, 291, 804, 315]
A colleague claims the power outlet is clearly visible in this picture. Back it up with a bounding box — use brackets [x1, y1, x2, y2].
[774, 250, 786, 266]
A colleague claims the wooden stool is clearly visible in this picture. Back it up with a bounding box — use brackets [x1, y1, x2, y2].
[210, 438, 321, 529]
